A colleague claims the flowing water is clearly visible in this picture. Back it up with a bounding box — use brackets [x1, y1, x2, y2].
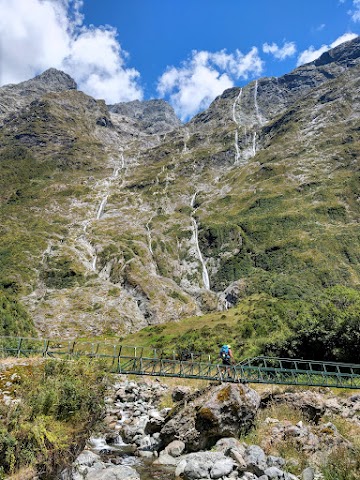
[96, 195, 108, 220]
[232, 88, 242, 124]
[191, 193, 210, 290]
[232, 88, 242, 165]
[252, 131, 257, 157]
[88, 436, 174, 480]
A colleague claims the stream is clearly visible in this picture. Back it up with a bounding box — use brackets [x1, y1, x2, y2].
[62, 379, 176, 480]
[87, 436, 174, 480]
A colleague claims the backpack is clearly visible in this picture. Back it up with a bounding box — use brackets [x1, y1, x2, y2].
[220, 345, 230, 360]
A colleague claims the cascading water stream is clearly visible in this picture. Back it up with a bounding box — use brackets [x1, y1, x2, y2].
[232, 89, 242, 165]
[191, 193, 210, 290]
[232, 88, 242, 124]
[96, 195, 108, 220]
[234, 130, 240, 165]
[86, 155, 125, 271]
[182, 129, 190, 154]
[146, 219, 154, 256]
[252, 132, 257, 156]
[91, 194, 108, 269]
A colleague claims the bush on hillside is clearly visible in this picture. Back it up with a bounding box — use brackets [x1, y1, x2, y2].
[0, 359, 106, 478]
[0, 290, 35, 337]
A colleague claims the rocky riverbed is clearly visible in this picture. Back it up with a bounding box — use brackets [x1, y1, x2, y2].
[60, 377, 360, 480]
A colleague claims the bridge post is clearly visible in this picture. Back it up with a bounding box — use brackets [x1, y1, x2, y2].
[70, 340, 76, 358]
[43, 339, 49, 357]
[17, 338, 23, 358]
[116, 345, 122, 373]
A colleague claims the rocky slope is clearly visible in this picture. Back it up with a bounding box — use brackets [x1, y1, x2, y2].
[61, 378, 360, 480]
[0, 68, 77, 123]
[0, 37, 359, 339]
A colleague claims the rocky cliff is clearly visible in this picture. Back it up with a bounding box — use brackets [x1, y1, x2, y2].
[0, 37, 359, 341]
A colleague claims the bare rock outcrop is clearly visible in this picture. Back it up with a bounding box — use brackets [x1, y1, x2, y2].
[160, 383, 261, 451]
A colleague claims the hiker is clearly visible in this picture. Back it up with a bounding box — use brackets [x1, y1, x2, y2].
[219, 344, 234, 377]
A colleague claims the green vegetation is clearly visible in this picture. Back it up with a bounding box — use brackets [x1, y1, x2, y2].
[321, 447, 360, 479]
[0, 359, 106, 479]
[0, 291, 35, 337]
[123, 286, 360, 363]
[0, 55, 359, 344]
[239, 397, 360, 478]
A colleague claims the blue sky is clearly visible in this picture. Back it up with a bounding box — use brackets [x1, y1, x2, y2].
[0, 0, 359, 120]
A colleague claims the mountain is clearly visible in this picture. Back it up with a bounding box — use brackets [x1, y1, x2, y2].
[0, 68, 77, 123]
[0, 37, 359, 347]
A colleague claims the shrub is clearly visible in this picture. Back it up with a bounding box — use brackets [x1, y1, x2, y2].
[0, 359, 106, 477]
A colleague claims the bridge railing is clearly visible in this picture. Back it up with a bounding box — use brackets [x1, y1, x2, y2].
[1, 336, 360, 389]
[0, 336, 212, 362]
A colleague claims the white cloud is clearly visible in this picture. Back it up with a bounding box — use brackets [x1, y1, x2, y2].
[0, 0, 143, 103]
[262, 41, 296, 60]
[157, 48, 263, 121]
[331, 32, 358, 47]
[297, 32, 358, 66]
[349, 0, 360, 22]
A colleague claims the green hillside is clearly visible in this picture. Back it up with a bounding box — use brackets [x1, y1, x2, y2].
[0, 39, 359, 361]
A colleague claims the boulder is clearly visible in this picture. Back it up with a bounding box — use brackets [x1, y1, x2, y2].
[210, 458, 234, 478]
[229, 449, 247, 470]
[214, 437, 246, 455]
[86, 465, 140, 480]
[243, 445, 267, 476]
[172, 386, 192, 402]
[264, 467, 288, 479]
[176, 451, 235, 479]
[165, 439, 186, 457]
[153, 451, 181, 466]
[144, 410, 166, 434]
[301, 467, 315, 480]
[160, 383, 260, 451]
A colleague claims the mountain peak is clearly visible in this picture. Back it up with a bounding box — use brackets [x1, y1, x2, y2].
[313, 35, 360, 67]
[0, 68, 77, 123]
[22, 68, 77, 92]
[109, 98, 181, 134]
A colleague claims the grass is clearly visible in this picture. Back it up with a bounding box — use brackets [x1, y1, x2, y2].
[0, 359, 107, 479]
[117, 285, 360, 365]
[239, 391, 360, 477]
[0, 59, 360, 347]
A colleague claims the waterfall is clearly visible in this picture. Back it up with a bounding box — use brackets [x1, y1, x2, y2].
[182, 129, 190, 154]
[232, 88, 242, 165]
[232, 88, 242, 124]
[190, 192, 197, 208]
[191, 193, 210, 290]
[252, 132, 257, 156]
[146, 221, 153, 256]
[192, 218, 210, 290]
[96, 196, 108, 220]
[234, 130, 240, 164]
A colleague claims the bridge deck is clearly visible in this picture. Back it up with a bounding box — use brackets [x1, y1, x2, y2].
[1, 336, 360, 389]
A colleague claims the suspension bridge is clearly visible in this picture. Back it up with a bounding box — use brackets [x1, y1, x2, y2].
[1, 336, 360, 389]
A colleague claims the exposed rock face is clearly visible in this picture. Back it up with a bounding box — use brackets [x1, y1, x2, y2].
[0, 37, 360, 337]
[191, 36, 360, 132]
[160, 383, 261, 451]
[109, 98, 181, 134]
[0, 68, 77, 123]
